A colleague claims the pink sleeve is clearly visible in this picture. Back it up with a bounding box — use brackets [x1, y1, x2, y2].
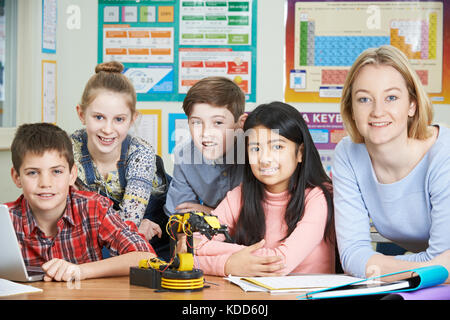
[251, 187, 329, 275]
[194, 187, 330, 276]
[194, 186, 246, 276]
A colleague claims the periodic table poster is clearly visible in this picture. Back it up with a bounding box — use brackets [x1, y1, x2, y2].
[285, 0, 450, 104]
[98, 0, 257, 102]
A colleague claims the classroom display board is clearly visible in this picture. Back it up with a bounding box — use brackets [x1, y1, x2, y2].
[285, 0, 450, 104]
[98, 0, 257, 102]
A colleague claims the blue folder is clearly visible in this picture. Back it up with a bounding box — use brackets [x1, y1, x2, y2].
[299, 265, 448, 300]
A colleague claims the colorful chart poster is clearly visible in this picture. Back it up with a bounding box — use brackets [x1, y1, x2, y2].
[179, 0, 253, 46]
[179, 48, 251, 94]
[102, 26, 174, 63]
[98, 0, 257, 102]
[285, 0, 450, 104]
[303, 112, 346, 175]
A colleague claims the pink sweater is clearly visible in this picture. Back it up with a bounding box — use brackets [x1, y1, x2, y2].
[194, 185, 335, 276]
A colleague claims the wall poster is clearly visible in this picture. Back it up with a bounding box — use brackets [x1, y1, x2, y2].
[98, 0, 257, 102]
[41, 60, 57, 123]
[285, 0, 450, 104]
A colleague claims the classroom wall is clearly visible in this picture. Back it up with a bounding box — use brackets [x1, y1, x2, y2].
[0, 0, 449, 203]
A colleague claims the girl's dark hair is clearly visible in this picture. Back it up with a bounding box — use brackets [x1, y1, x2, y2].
[233, 101, 334, 245]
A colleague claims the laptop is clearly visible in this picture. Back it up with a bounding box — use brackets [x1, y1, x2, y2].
[0, 204, 44, 282]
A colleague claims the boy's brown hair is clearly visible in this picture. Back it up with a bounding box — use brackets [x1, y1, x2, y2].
[11, 123, 74, 173]
[182, 76, 246, 122]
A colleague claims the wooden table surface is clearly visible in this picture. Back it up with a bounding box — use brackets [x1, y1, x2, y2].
[1, 275, 299, 300]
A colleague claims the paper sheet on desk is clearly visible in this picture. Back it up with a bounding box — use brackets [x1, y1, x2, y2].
[0, 278, 43, 297]
[226, 275, 267, 292]
[226, 274, 364, 294]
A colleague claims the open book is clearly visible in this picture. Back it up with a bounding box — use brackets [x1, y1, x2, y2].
[226, 274, 365, 294]
[300, 265, 448, 300]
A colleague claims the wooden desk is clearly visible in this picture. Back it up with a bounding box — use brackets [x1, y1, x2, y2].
[1, 275, 298, 300]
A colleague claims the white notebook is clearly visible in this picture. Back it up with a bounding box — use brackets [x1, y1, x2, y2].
[226, 274, 365, 294]
[0, 278, 43, 297]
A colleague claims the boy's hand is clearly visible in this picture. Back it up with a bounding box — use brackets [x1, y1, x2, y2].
[42, 258, 82, 282]
[175, 202, 213, 214]
[224, 240, 285, 276]
[138, 218, 162, 241]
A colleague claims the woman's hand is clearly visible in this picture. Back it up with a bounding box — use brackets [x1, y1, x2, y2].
[224, 240, 285, 276]
[427, 250, 450, 283]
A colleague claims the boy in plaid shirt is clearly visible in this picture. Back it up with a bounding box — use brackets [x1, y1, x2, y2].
[6, 123, 155, 282]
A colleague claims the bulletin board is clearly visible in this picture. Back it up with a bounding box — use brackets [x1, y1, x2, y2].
[98, 0, 257, 102]
[285, 0, 450, 104]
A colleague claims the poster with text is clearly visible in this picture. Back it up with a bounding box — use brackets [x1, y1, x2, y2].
[99, 0, 257, 102]
[302, 112, 346, 176]
[285, 0, 450, 104]
[42, 60, 57, 123]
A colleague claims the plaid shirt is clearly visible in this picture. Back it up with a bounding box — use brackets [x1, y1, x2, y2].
[6, 187, 154, 267]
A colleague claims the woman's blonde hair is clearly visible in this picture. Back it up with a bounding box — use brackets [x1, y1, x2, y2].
[79, 61, 137, 116]
[341, 45, 433, 143]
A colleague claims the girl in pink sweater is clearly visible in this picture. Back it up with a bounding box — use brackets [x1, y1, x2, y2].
[194, 102, 335, 276]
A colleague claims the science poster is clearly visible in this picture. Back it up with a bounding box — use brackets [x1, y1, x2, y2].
[285, 0, 450, 104]
[99, 0, 257, 102]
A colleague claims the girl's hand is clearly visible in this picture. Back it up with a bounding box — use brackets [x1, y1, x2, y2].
[138, 219, 162, 241]
[41, 258, 82, 282]
[176, 234, 188, 254]
[224, 240, 285, 276]
[175, 202, 213, 214]
[175, 234, 201, 254]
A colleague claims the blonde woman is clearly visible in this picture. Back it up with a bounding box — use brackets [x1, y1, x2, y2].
[333, 45, 450, 281]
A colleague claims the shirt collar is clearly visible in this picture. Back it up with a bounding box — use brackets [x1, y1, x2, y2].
[62, 189, 76, 227]
[20, 190, 76, 237]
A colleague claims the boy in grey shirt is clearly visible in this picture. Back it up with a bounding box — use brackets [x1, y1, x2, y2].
[164, 77, 247, 215]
